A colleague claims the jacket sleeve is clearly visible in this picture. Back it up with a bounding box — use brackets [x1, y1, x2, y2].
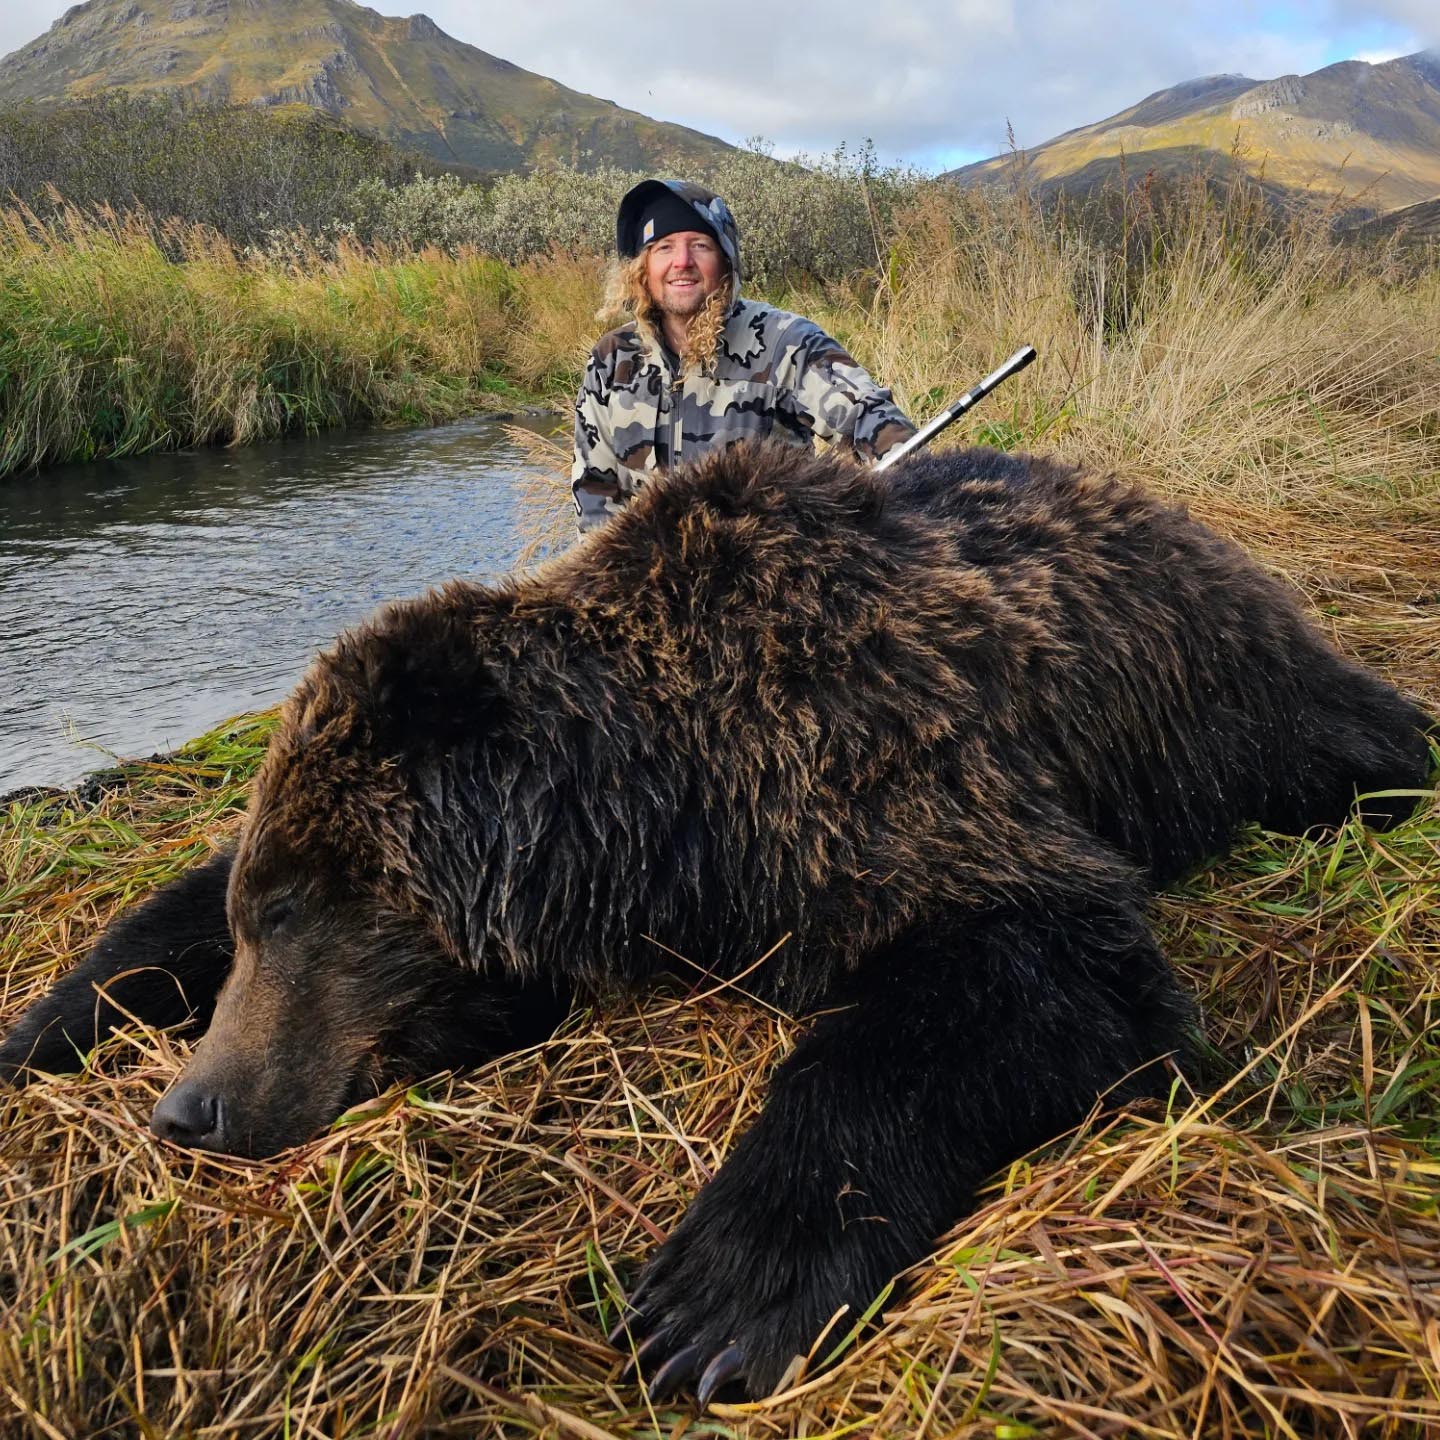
[775, 319, 916, 462]
[571, 347, 626, 535]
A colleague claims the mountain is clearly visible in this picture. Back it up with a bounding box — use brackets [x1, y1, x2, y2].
[948, 53, 1440, 214]
[0, 0, 736, 174]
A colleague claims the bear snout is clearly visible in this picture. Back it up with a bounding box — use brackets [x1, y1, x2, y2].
[150, 1081, 226, 1151]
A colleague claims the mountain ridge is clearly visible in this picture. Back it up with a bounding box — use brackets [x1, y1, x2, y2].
[948, 52, 1440, 214]
[0, 0, 736, 174]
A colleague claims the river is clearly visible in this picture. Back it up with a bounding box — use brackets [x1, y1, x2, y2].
[0, 415, 566, 793]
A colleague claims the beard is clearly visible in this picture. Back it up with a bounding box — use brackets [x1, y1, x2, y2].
[653, 282, 714, 319]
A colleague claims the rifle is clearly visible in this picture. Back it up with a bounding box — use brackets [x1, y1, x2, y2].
[874, 345, 1037, 472]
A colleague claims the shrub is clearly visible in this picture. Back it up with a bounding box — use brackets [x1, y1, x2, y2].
[342, 143, 932, 288]
[0, 93, 432, 247]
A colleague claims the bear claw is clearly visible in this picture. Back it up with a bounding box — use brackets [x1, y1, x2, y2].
[617, 1325, 675, 1384]
[646, 1343, 705, 1402]
[611, 1296, 751, 1408]
[696, 1345, 745, 1407]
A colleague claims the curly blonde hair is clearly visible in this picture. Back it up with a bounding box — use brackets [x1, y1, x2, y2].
[599, 250, 736, 376]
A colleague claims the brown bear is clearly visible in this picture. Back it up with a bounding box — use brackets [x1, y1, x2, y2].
[2, 441, 1432, 1405]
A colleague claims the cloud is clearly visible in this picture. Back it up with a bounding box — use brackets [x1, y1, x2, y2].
[0, 1, 1433, 169]
[403, 0, 1428, 165]
[1348, 2, 1440, 43]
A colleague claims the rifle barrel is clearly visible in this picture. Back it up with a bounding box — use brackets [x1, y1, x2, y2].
[874, 344, 1037, 472]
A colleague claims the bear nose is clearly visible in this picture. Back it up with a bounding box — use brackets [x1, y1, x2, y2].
[150, 1084, 223, 1149]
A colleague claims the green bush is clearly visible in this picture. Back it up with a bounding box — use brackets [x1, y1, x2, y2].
[340, 143, 930, 287]
[704, 140, 925, 288]
[0, 93, 435, 246]
[1, 96, 929, 288]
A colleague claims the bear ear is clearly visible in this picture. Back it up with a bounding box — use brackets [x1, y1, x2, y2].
[346, 606, 505, 754]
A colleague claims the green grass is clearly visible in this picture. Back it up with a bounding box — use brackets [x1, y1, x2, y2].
[0, 209, 564, 476]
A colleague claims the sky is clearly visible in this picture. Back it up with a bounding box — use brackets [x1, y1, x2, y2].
[1, 0, 1436, 171]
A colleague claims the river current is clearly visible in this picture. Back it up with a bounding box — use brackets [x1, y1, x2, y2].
[0, 415, 565, 792]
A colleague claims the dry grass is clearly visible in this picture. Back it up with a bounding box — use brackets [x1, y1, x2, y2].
[3, 182, 1440, 1437]
[806, 188, 1440, 521]
[1, 738, 1437, 1438]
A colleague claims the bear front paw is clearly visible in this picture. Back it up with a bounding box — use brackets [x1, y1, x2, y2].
[608, 1162, 904, 1404]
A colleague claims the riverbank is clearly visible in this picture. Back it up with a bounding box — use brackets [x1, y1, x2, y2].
[5, 183, 1440, 507]
[0, 205, 587, 475]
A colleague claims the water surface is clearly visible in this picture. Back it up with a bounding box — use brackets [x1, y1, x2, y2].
[0, 416, 566, 792]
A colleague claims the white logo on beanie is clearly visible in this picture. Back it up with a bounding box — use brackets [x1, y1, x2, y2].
[643, 218, 655, 244]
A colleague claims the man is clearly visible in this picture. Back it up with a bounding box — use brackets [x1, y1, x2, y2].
[571, 178, 916, 534]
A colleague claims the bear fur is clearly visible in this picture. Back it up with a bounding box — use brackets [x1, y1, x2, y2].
[2, 441, 1432, 1403]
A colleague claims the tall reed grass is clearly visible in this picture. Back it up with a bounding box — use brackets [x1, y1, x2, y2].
[832, 184, 1440, 519]
[0, 204, 580, 474]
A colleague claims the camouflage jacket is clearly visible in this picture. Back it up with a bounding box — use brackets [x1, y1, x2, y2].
[571, 298, 915, 533]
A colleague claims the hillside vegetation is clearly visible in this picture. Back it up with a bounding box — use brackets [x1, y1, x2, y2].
[0, 92, 438, 244]
[0, 160, 1434, 488]
[1, 168, 1438, 1437]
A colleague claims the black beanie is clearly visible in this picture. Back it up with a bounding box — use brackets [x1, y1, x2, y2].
[634, 188, 720, 250]
[616, 180, 742, 278]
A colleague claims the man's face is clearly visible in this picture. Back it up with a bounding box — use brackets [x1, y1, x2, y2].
[644, 230, 725, 318]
